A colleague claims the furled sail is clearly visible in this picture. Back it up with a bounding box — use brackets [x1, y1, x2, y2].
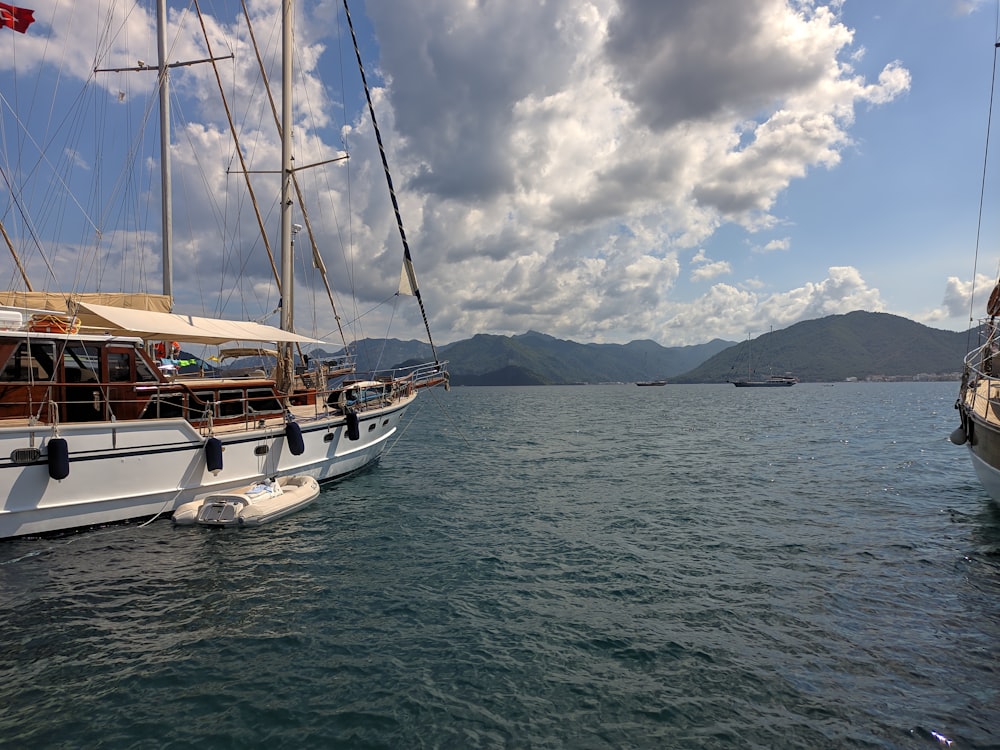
[0, 291, 172, 313]
[398, 256, 419, 296]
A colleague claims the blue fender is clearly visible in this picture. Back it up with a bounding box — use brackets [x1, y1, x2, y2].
[205, 437, 224, 474]
[346, 412, 360, 441]
[47, 437, 70, 480]
[286, 421, 305, 455]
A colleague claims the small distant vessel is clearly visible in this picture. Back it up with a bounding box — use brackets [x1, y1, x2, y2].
[172, 475, 320, 527]
[731, 333, 796, 387]
[636, 380, 667, 386]
[734, 375, 798, 388]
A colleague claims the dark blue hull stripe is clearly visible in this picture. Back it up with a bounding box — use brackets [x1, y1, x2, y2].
[0, 403, 407, 470]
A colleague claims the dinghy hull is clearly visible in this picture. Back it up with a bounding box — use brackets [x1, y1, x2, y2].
[173, 475, 320, 527]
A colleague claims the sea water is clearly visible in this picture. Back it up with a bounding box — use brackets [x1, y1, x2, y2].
[1, 382, 997, 749]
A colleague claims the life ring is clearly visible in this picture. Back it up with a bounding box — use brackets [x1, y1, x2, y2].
[988, 284, 1000, 317]
[28, 314, 80, 334]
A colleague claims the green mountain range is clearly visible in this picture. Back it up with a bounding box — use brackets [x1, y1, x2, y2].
[676, 311, 969, 383]
[323, 311, 972, 385]
[329, 331, 731, 385]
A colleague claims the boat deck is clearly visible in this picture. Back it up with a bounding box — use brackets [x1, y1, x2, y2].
[965, 377, 1000, 425]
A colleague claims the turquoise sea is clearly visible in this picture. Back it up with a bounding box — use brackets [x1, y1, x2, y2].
[1, 382, 998, 748]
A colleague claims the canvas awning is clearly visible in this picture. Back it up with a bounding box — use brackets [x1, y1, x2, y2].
[72, 302, 325, 345]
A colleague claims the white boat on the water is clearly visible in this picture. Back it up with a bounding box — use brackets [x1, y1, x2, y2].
[173, 475, 320, 527]
[730, 333, 797, 387]
[953, 42, 1000, 503]
[0, 1, 448, 539]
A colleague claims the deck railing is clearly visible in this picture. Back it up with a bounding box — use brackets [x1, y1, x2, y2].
[2, 359, 449, 429]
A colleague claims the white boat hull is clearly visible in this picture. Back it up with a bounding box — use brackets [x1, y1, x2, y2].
[967, 448, 1000, 502]
[0, 396, 412, 538]
[0, 0, 450, 541]
[954, 363, 1000, 504]
[173, 475, 320, 527]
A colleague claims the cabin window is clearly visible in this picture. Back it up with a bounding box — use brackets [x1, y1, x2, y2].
[141, 394, 186, 419]
[135, 355, 157, 382]
[108, 352, 131, 383]
[218, 389, 245, 418]
[0, 341, 56, 382]
[246, 388, 282, 416]
[64, 345, 100, 383]
[186, 392, 215, 421]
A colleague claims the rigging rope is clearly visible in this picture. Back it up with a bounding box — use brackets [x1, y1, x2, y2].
[969, 8, 1000, 354]
[342, 0, 440, 364]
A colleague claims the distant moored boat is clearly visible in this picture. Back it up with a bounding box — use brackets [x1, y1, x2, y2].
[733, 375, 798, 387]
[730, 333, 797, 387]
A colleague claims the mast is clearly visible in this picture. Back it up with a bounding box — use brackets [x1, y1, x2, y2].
[277, 0, 295, 392]
[280, 0, 293, 332]
[156, 0, 173, 306]
[94, 5, 231, 309]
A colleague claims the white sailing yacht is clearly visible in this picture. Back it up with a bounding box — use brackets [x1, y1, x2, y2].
[951, 36, 1000, 503]
[0, 1, 447, 538]
[730, 333, 797, 387]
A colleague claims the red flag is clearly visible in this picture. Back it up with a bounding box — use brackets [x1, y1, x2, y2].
[0, 3, 34, 34]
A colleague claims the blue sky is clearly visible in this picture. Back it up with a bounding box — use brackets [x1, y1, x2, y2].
[1, 0, 998, 348]
[760, 1, 998, 330]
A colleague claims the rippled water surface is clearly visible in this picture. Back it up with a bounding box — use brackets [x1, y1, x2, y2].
[2, 383, 998, 748]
